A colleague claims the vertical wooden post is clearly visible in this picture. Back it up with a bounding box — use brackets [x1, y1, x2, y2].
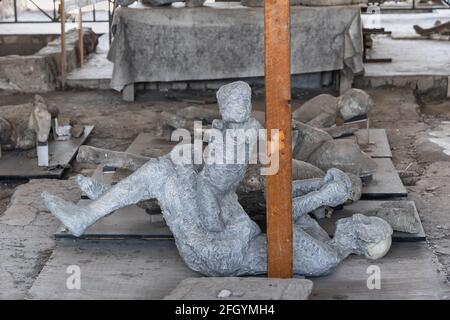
[60, 0, 67, 89]
[78, 7, 84, 66]
[264, 0, 293, 278]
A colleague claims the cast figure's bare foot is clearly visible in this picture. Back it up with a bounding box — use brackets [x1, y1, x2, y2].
[42, 192, 94, 236]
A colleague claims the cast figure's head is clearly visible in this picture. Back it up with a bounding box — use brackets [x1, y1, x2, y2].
[216, 81, 252, 124]
[334, 214, 393, 260]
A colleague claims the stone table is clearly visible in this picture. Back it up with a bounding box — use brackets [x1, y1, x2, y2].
[108, 2, 364, 96]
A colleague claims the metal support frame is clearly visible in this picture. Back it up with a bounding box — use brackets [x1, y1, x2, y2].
[0, 0, 111, 24]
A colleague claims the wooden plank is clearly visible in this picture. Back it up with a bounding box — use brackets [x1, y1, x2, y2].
[319, 201, 426, 242]
[78, 8, 84, 66]
[56, 133, 175, 239]
[310, 242, 450, 300]
[0, 125, 94, 179]
[362, 158, 407, 198]
[342, 129, 392, 158]
[60, 0, 67, 89]
[264, 0, 293, 278]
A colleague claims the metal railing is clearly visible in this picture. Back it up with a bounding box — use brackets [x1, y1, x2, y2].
[369, 0, 450, 10]
[0, 0, 112, 23]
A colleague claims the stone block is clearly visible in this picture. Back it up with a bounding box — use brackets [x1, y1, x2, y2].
[416, 77, 435, 92]
[0, 55, 56, 92]
[164, 277, 313, 300]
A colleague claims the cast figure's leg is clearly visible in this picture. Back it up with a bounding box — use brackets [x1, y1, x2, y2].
[292, 178, 323, 198]
[292, 168, 352, 222]
[76, 175, 111, 200]
[43, 158, 173, 236]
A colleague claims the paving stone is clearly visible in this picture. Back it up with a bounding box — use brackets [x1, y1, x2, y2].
[164, 277, 313, 300]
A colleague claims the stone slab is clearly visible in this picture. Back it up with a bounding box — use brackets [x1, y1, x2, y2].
[0, 125, 94, 179]
[164, 277, 313, 300]
[343, 128, 392, 158]
[319, 200, 426, 242]
[310, 242, 450, 300]
[26, 240, 199, 300]
[364, 37, 450, 78]
[362, 158, 407, 198]
[55, 199, 173, 240]
[27, 240, 450, 300]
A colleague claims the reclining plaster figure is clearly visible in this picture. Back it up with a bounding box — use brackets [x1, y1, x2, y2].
[42, 81, 392, 276]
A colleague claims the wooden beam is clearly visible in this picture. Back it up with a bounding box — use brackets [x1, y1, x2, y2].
[264, 0, 293, 278]
[78, 7, 84, 66]
[60, 0, 67, 89]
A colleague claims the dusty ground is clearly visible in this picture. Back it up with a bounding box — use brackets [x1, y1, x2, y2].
[0, 86, 449, 298]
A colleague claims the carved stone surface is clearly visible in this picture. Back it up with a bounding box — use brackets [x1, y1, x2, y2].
[43, 81, 392, 277]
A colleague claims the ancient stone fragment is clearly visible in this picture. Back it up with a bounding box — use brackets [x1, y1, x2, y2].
[292, 94, 339, 128]
[0, 95, 53, 151]
[292, 121, 377, 178]
[324, 125, 359, 139]
[71, 124, 85, 138]
[338, 88, 374, 121]
[362, 201, 421, 234]
[307, 139, 377, 178]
